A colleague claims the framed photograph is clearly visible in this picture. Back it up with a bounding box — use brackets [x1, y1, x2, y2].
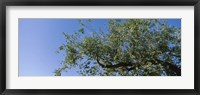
[0, 0, 200, 95]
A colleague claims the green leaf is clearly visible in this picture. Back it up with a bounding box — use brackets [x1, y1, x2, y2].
[78, 28, 84, 34]
[78, 20, 85, 26]
[59, 46, 64, 50]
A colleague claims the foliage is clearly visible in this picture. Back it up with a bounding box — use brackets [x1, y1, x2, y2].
[54, 19, 181, 76]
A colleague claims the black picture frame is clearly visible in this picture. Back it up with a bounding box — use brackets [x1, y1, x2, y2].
[0, 0, 200, 95]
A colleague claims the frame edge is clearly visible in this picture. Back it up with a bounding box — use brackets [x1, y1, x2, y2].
[0, 0, 6, 94]
[195, 0, 200, 94]
[3, 0, 199, 6]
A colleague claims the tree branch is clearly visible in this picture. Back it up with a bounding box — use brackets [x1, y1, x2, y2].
[96, 56, 181, 76]
[96, 56, 133, 68]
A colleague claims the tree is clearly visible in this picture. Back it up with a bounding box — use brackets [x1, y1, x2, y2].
[54, 19, 181, 76]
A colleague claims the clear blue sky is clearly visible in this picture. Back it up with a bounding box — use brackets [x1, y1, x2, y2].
[19, 19, 181, 76]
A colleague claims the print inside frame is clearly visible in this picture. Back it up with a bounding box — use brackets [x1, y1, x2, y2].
[19, 18, 181, 76]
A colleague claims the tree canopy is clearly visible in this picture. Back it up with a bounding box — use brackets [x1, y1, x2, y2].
[54, 19, 181, 76]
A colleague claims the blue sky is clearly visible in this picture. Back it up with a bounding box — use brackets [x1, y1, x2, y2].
[19, 19, 181, 76]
